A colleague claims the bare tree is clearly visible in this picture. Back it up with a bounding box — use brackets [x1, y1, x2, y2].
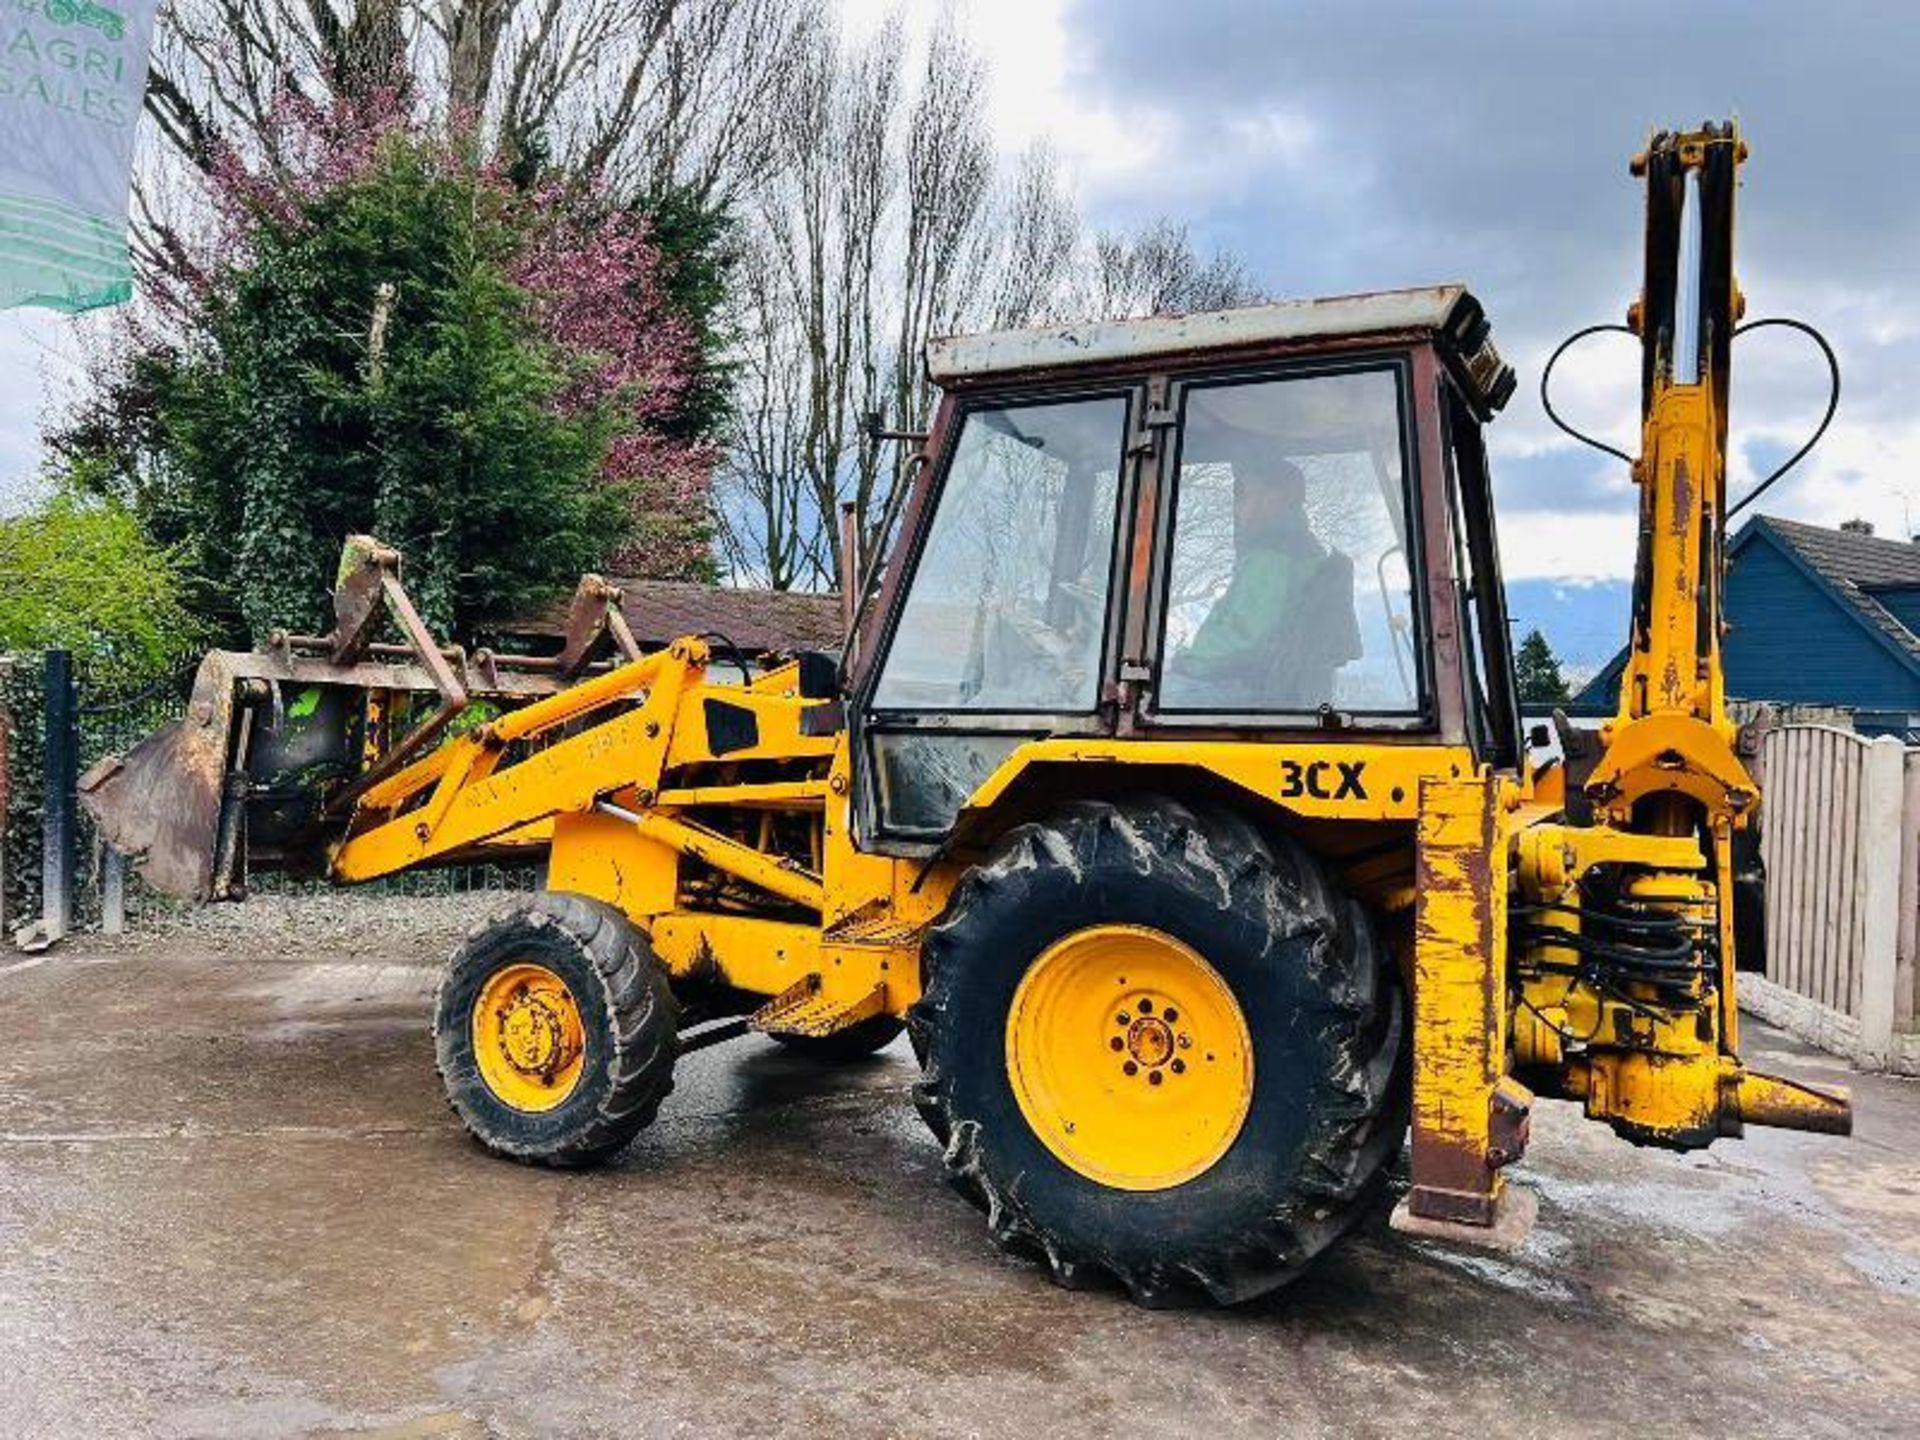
[715, 225, 824, 588]
[1082, 218, 1263, 319]
[714, 12, 1021, 592]
[712, 13, 1212, 595]
[136, 0, 815, 274]
[983, 143, 1081, 330]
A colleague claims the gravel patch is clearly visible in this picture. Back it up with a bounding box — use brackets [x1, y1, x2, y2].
[92, 889, 523, 961]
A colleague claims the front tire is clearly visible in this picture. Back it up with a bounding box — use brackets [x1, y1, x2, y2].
[908, 798, 1406, 1307]
[435, 892, 678, 1167]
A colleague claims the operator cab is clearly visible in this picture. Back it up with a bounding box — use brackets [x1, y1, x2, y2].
[845, 285, 1521, 850]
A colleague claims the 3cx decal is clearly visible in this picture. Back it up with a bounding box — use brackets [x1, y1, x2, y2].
[1279, 758, 1368, 802]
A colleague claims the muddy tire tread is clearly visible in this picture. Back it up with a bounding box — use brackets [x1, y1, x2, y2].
[434, 891, 678, 1167]
[907, 795, 1406, 1307]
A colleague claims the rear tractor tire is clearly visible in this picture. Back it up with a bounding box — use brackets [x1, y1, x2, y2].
[908, 797, 1407, 1307]
[435, 892, 678, 1167]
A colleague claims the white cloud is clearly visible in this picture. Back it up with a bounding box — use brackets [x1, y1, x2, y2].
[1496, 506, 1638, 584]
[849, 0, 1920, 586]
[841, 0, 1157, 194]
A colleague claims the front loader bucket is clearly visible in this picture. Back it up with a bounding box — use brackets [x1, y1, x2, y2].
[81, 651, 253, 902]
[79, 646, 563, 901]
[78, 537, 648, 902]
[79, 650, 371, 901]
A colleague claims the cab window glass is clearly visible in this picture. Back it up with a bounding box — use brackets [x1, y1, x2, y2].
[873, 395, 1127, 712]
[1160, 369, 1419, 714]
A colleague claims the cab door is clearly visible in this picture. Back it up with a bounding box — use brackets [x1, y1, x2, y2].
[851, 387, 1143, 847]
[1134, 358, 1433, 732]
[1441, 384, 1522, 769]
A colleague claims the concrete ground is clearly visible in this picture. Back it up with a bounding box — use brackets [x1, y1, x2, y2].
[1, 895, 1916, 1440]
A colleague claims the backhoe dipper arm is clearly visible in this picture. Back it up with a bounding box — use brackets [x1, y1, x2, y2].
[1614, 124, 1743, 744]
[1515, 124, 1850, 1149]
[1584, 125, 1759, 830]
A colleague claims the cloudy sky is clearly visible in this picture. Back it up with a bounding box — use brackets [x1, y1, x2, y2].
[7, 0, 1919, 590]
[851, 0, 1920, 583]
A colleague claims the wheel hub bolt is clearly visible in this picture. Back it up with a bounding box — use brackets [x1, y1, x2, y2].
[1125, 1015, 1175, 1069]
[502, 998, 564, 1076]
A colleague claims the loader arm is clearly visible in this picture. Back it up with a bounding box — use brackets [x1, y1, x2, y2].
[327, 638, 838, 892]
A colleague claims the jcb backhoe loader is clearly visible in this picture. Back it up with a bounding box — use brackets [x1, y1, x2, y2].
[85, 123, 1851, 1306]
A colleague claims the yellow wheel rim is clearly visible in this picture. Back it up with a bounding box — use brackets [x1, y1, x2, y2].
[472, 962, 587, 1113]
[1006, 924, 1254, 1191]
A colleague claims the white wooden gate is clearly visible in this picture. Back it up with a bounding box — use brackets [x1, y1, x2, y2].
[1750, 723, 1919, 1072]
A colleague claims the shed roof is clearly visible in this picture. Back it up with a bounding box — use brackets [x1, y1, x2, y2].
[511, 579, 845, 656]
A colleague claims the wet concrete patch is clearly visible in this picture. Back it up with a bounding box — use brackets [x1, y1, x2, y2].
[2, 911, 1917, 1438]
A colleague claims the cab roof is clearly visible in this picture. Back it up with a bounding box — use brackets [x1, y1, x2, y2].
[925, 283, 1513, 415]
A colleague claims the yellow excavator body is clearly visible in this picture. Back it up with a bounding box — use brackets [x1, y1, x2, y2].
[83, 122, 1850, 1306]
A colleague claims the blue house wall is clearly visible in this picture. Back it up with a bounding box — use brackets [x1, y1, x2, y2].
[1574, 526, 1920, 718]
[1722, 536, 1920, 710]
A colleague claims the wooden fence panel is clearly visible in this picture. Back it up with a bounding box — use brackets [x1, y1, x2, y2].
[1899, 751, 1920, 1032]
[1752, 723, 1915, 1072]
[1762, 725, 1857, 1011]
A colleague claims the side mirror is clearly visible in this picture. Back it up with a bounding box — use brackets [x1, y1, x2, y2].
[861, 412, 930, 446]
